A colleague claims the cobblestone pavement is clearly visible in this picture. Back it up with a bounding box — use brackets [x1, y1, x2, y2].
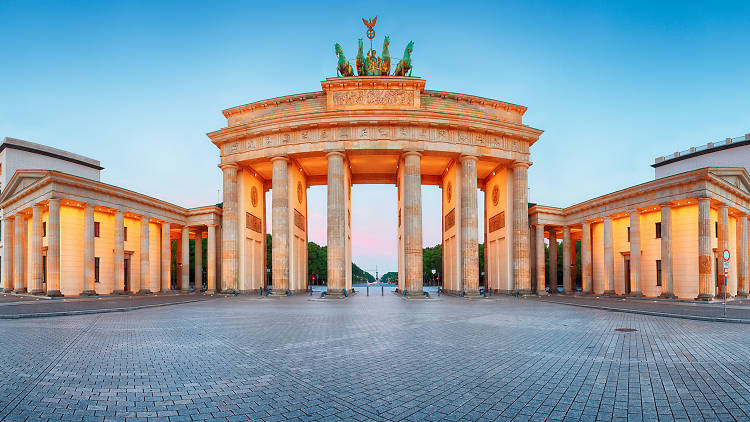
[0, 293, 748, 421]
[0, 294, 211, 318]
[536, 295, 750, 322]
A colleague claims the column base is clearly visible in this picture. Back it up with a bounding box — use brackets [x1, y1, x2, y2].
[80, 290, 98, 296]
[602, 290, 616, 296]
[268, 289, 290, 297]
[627, 291, 644, 297]
[695, 293, 714, 301]
[135, 289, 152, 295]
[3, 288, 13, 293]
[537, 290, 549, 296]
[111, 290, 128, 295]
[46, 290, 63, 297]
[462, 289, 482, 297]
[736, 292, 749, 298]
[322, 289, 347, 298]
[659, 293, 677, 299]
[404, 290, 427, 297]
[29, 289, 45, 295]
[205, 289, 216, 294]
[13, 288, 27, 294]
[220, 288, 237, 294]
[513, 289, 534, 296]
[715, 292, 733, 299]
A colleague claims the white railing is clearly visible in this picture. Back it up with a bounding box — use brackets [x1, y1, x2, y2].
[654, 133, 750, 163]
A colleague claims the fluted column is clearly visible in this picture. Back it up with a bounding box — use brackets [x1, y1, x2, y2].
[113, 210, 125, 294]
[29, 204, 43, 294]
[271, 156, 290, 294]
[138, 215, 151, 294]
[194, 229, 203, 291]
[46, 200, 62, 297]
[717, 204, 729, 298]
[660, 205, 675, 298]
[181, 226, 190, 291]
[697, 198, 713, 300]
[402, 152, 423, 296]
[603, 216, 614, 295]
[460, 156, 479, 295]
[581, 221, 592, 294]
[535, 224, 546, 295]
[207, 224, 217, 292]
[82, 204, 97, 295]
[562, 226, 572, 294]
[738, 215, 749, 297]
[511, 162, 531, 293]
[2, 217, 13, 292]
[13, 214, 24, 293]
[220, 163, 239, 293]
[629, 210, 642, 296]
[326, 152, 346, 295]
[161, 223, 171, 292]
[548, 229, 558, 294]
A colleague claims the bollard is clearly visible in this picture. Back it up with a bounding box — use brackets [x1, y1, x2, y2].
[367, 285, 369, 296]
[381, 285, 384, 296]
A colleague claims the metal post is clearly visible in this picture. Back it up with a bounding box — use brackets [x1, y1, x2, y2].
[367, 284, 369, 296]
[381, 285, 383, 296]
[724, 274, 727, 317]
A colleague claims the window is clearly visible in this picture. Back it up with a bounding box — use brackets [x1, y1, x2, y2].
[94, 257, 100, 283]
[655, 222, 662, 239]
[627, 227, 630, 242]
[42, 222, 46, 237]
[656, 260, 662, 287]
[124, 227, 128, 241]
[94, 222, 100, 237]
[715, 221, 718, 238]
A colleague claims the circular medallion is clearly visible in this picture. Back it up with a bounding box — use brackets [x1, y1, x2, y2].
[297, 181, 303, 204]
[250, 186, 258, 207]
[492, 185, 500, 206]
[447, 182, 453, 203]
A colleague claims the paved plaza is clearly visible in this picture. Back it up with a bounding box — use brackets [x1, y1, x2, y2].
[0, 293, 748, 421]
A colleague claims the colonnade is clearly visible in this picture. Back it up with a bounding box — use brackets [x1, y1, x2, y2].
[534, 198, 750, 299]
[1, 200, 217, 296]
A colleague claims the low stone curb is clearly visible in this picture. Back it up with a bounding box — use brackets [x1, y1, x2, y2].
[540, 299, 750, 324]
[0, 298, 207, 320]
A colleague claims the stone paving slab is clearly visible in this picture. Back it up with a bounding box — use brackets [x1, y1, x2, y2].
[0, 293, 748, 421]
[0, 294, 213, 318]
[537, 294, 750, 323]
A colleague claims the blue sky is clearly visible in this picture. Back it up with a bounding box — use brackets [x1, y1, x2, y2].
[2, 1, 748, 273]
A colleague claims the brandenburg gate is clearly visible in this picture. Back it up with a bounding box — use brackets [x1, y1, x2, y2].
[207, 74, 542, 297]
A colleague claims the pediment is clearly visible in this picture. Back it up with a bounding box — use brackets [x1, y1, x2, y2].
[0, 170, 48, 204]
[712, 168, 750, 195]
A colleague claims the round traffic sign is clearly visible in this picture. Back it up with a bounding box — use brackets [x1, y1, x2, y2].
[723, 249, 731, 261]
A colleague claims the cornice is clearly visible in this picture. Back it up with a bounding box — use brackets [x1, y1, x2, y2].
[222, 91, 324, 119]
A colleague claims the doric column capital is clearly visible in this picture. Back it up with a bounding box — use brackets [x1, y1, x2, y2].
[269, 155, 290, 164]
[458, 155, 478, 163]
[325, 150, 346, 159]
[218, 163, 239, 171]
[510, 161, 531, 169]
[402, 150, 422, 159]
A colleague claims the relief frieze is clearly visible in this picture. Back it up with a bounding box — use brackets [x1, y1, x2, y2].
[331, 90, 413, 107]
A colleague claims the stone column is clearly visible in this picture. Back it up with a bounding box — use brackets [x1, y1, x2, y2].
[29, 204, 43, 294]
[629, 210, 642, 296]
[403, 151, 423, 296]
[82, 204, 97, 295]
[194, 229, 203, 291]
[581, 221, 592, 294]
[460, 156, 479, 296]
[2, 217, 12, 292]
[13, 214, 24, 293]
[562, 226, 572, 294]
[738, 215, 749, 297]
[46, 200, 62, 297]
[660, 205, 675, 298]
[220, 163, 239, 293]
[535, 224, 546, 295]
[207, 224, 217, 292]
[717, 204, 729, 298]
[326, 152, 346, 295]
[161, 222, 171, 292]
[271, 156, 290, 294]
[181, 226, 190, 291]
[511, 162, 531, 293]
[603, 216, 615, 295]
[697, 198, 713, 300]
[138, 215, 151, 294]
[113, 210, 125, 294]
[548, 229, 558, 294]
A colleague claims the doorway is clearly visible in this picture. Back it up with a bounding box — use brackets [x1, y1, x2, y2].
[624, 257, 631, 295]
[124, 257, 130, 292]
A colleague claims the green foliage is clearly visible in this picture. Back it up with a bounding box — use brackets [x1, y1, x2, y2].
[381, 272, 398, 283]
[422, 244, 442, 284]
[352, 262, 375, 283]
[307, 240, 327, 283]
